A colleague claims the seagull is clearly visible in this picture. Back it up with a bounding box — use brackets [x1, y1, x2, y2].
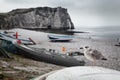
[80, 46, 107, 65]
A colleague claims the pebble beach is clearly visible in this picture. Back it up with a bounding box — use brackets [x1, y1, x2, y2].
[5, 28, 120, 71]
[0, 29, 120, 70]
[1, 28, 120, 79]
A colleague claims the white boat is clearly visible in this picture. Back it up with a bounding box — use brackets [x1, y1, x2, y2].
[31, 66, 120, 80]
[48, 34, 73, 42]
[0, 32, 34, 45]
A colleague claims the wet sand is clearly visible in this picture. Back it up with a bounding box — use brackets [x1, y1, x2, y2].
[7, 28, 120, 71]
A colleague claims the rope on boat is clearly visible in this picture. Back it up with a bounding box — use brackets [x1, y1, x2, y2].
[0, 47, 12, 58]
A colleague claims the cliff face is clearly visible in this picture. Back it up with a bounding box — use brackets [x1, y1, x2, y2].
[0, 7, 74, 29]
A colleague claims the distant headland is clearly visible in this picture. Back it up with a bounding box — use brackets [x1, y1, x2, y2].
[0, 7, 74, 30]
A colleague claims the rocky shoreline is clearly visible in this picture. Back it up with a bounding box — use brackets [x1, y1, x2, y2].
[0, 54, 63, 80]
[23, 28, 86, 35]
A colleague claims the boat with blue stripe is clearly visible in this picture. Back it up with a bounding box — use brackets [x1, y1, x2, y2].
[48, 34, 73, 42]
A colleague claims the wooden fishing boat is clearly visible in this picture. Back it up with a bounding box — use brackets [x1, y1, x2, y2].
[0, 32, 34, 45]
[0, 32, 85, 66]
[48, 34, 73, 42]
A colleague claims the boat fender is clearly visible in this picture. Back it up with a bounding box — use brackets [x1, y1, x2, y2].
[17, 40, 22, 44]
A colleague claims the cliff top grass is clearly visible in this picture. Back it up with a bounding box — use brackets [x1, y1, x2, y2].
[7, 7, 67, 16]
[0, 13, 8, 18]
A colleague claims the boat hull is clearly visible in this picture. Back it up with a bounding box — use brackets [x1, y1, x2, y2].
[14, 44, 85, 67]
[48, 34, 73, 42]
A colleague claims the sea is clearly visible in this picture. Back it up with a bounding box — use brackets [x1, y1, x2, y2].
[74, 26, 120, 42]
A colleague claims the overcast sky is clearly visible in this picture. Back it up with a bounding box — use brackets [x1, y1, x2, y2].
[0, 0, 120, 27]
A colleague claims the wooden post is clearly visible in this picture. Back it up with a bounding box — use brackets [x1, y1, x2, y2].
[15, 32, 18, 39]
[29, 38, 36, 45]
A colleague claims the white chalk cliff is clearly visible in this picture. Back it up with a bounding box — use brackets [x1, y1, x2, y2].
[0, 7, 74, 29]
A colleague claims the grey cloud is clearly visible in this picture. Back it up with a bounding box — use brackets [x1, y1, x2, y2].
[87, 0, 120, 14]
[4, 0, 33, 4]
[2, 0, 120, 26]
[3, 0, 120, 13]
